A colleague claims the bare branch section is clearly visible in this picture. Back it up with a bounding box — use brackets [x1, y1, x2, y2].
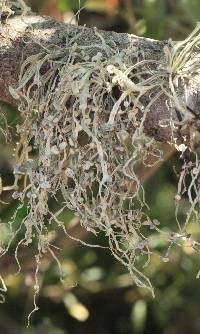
[1, 15, 199, 141]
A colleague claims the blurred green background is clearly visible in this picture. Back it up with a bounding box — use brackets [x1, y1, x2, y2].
[0, 0, 200, 333]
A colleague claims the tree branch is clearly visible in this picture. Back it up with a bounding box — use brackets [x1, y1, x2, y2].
[0, 15, 165, 103]
[0, 14, 200, 293]
[0, 14, 199, 142]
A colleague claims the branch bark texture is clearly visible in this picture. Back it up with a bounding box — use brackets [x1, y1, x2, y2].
[0, 15, 199, 142]
[0, 15, 170, 139]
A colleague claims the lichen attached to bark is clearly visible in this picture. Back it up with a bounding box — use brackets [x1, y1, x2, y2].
[0, 19, 200, 313]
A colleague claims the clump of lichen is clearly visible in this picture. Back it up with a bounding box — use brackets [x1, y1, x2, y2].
[0, 20, 200, 309]
[0, 0, 30, 16]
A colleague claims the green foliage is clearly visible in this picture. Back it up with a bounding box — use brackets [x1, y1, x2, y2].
[57, 0, 74, 12]
[53, 0, 199, 38]
[139, 0, 166, 38]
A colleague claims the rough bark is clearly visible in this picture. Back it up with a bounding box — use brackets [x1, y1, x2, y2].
[0, 15, 199, 142]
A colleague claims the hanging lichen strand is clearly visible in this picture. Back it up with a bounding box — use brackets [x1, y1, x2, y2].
[1, 19, 200, 299]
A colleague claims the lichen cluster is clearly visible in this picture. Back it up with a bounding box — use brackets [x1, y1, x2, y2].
[0, 18, 200, 306]
[0, 0, 30, 16]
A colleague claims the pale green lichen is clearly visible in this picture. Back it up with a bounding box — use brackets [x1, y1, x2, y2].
[0, 19, 200, 317]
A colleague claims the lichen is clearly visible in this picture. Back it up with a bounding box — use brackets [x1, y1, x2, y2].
[0, 0, 30, 17]
[0, 18, 200, 317]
